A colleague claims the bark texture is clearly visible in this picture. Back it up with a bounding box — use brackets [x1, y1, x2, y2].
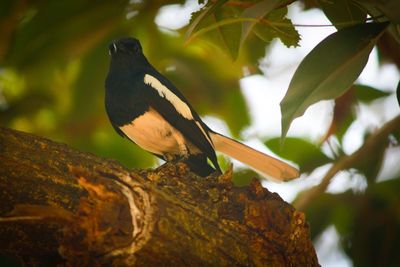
[0, 127, 319, 266]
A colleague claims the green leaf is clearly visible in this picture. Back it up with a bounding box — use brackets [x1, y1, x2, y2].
[242, 32, 270, 71]
[265, 137, 331, 173]
[371, 0, 400, 24]
[353, 84, 391, 103]
[252, 8, 300, 48]
[355, 1, 400, 44]
[185, 4, 292, 61]
[239, 0, 280, 49]
[318, 0, 367, 29]
[214, 6, 242, 60]
[185, 0, 228, 42]
[280, 22, 389, 140]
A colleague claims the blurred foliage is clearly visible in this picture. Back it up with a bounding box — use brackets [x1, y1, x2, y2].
[1, 0, 400, 266]
[280, 21, 389, 139]
[265, 137, 331, 173]
[306, 178, 400, 267]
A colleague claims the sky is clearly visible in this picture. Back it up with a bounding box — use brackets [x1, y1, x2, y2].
[155, 1, 400, 266]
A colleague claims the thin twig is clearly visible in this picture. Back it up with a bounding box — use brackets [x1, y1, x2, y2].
[185, 15, 388, 45]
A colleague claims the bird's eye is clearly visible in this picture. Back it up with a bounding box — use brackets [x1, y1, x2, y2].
[108, 43, 117, 55]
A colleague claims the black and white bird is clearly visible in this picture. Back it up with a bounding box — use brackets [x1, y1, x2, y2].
[105, 37, 299, 181]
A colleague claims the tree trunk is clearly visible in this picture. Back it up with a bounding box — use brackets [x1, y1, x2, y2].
[0, 127, 319, 266]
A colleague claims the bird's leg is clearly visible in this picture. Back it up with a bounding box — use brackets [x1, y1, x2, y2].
[170, 131, 189, 156]
[162, 152, 192, 169]
[163, 153, 181, 163]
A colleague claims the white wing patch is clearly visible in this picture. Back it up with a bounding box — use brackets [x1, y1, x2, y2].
[195, 121, 214, 148]
[144, 74, 193, 120]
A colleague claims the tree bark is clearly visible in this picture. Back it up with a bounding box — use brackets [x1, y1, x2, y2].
[0, 127, 319, 266]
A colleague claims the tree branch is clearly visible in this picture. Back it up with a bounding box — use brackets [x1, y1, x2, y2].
[294, 115, 400, 210]
[0, 127, 319, 266]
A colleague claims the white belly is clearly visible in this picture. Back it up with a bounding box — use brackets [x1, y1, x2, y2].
[119, 108, 194, 157]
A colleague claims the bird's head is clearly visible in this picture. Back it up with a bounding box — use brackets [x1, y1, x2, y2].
[108, 37, 143, 57]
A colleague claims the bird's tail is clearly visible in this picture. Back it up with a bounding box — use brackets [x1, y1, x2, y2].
[210, 132, 299, 182]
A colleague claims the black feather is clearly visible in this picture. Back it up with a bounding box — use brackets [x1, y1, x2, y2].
[105, 37, 221, 175]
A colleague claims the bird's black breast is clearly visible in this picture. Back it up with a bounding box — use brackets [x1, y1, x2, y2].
[105, 70, 149, 127]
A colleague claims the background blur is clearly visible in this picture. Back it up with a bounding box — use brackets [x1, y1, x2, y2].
[1, 0, 399, 266]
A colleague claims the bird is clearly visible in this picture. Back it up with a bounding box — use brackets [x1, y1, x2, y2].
[105, 37, 299, 181]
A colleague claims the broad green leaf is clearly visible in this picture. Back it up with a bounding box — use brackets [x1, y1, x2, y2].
[239, 0, 280, 49]
[353, 84, 391, 103]
[372, 0, 400, 43]
[280, 22, 389, 140]
[184, 3, 286, 62]
[243, 32, 270, 72]
[184, 17, 259, 47]
[386, 19, 400, 45]
[370, 0, 400, 24]
[318, 0, 367, 29]
[265, 137, 331, 173]
[185, 0, 228, 42]
[214, 6, 242, 60]
[355, 1, 400, 44]
[253, 8, 300, 48]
